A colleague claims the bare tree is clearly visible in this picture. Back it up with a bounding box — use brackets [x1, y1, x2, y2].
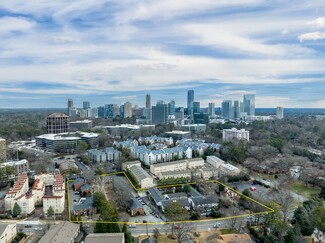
[274, 191, 295, 222]
[166, 223, 196, 243]
[229, 205, 240, 229]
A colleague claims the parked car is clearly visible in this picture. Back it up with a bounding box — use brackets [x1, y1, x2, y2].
[250, 186, 257, 191]
[213, 222, 221, 228]
[128, 224, 136, 228]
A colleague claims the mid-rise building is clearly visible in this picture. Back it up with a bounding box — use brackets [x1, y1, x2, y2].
[123, 102, 132, 118]
[68, 120, 93, 131]
[46, 113, 69, 134]
[39, 221, 80, 243]
[5, 173, 31, 214]
[0, 223, 17, 243]
[206, 156, 225, 168]
[0, 138, 6, 163]
[42, 174, 65, 214]
[36, 132, 99, 153]
[223, 128, 249, 142]
[276, 106, 284, 119]
[0, 159, 29, 175]
[208, 103, 215, 116]
[123, 161, 155, 188]
[88, 147, 121, 163]
[243, 94, 255, 116]
[220, 163, 241, 176]
[85, 233, 125, 243]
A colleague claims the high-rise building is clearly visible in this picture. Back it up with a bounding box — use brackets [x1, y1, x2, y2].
[276, 106, 284, 119]
[67, 99, 73, 116]
[193, 101, 200, 113]
[146, 94, 151, 109]
[233, 100, 240, 119]
[83, 101, 90, 110]
[221, 100, 233, 119]
[123, 102, 132, 118]
[208, 103, 215, 116]
[0, 138, 6, 163]
[243, 94, 255, 116]
[175, 107, 184, 120]
[46, 113, 69, 134]
[152, 103, 168, 124]
[168, 100, 175, 116]
[187, 90, 194, 117]
[104, 104, 119, 118]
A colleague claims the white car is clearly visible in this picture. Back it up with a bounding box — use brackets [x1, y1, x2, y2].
[213, 222, 221, 228]
[128, 224, 136, 228]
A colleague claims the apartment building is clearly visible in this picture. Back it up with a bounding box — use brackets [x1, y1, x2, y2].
[0, 223, 17, 243]
[150, 158, 204, 176]
[42, 174, 65, 214]
[222, 128, 250, 142]
[39, 221, 80, 243]
[0, 159, 29, 175]
[88, 147, 121, 163]
[5, 174, 33, 214]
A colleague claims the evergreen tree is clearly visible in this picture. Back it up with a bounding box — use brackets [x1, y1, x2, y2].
[12, 203, 22, 217]
[47, 206, 54, 216]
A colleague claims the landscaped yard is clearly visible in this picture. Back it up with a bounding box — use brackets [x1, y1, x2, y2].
[290, 181, 321, 199]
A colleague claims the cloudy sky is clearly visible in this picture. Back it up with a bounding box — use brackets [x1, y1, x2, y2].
[0, 0, 325, 108]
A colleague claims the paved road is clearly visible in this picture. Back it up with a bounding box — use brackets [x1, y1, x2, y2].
[129, 217, 252, 236]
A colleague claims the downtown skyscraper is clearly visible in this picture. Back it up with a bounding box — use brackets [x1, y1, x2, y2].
[187, 90, 194, 121]
[243, 94, 255, 116]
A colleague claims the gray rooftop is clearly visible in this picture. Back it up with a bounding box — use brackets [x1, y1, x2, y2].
[148, 188, 164, 204]
[38, 221, 80, 243]
[129, 165, 152, 181]
[130, 197, 144, 211]
[0, 224, 11, 236]
[85, 233, 125, 243]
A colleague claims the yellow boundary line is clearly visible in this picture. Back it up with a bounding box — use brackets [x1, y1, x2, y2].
[67, 172, 274, 225]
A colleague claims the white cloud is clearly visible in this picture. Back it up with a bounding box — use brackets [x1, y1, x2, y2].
[53, 36, 81, 43]
[308, 17, 325, 28]
[0, 17, 35, 33]
[112, 95, 137, 101]
[298, 31, 325, 42]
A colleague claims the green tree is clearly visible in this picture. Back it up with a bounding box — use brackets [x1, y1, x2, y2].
[122, 223, 134, 243]
[164, 202, 188, 221]
[269, 135, 286, 152]
[93, 192, 120, 233]
[47, 206, 54, 217]
[312, 206, 325, 232]
[12, 202, 22, 217]
[319, 186, 325, 199]
[183, 185, 192, 194]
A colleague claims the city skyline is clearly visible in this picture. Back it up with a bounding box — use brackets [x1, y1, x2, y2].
[0, 1, 325, 108]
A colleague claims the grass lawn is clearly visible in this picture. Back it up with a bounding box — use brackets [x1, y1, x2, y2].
[290, 181, 321, 199]
[220, 228, 238, 234]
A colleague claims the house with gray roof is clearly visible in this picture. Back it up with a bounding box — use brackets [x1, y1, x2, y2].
[130, 197, 145, 216]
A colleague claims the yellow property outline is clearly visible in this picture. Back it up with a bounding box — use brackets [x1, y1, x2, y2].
[67, 172, 274, 225]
